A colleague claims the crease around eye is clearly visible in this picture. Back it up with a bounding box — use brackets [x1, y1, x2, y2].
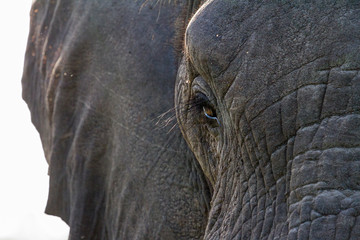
[203, 107, 220, 126]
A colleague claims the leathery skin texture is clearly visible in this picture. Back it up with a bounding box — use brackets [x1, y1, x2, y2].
[176, 1, 360, 239]
[23, 0, 210, 239]
[23, 0, 360, 239]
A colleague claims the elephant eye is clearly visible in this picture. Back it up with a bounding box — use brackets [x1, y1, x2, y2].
[203, 106, 220, 126]
[190, 92, 220, 126]
[203, 106, 216, 118]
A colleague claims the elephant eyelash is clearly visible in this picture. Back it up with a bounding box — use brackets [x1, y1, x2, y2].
[189, 92, 211, 112]
[155, 92, 219, 135]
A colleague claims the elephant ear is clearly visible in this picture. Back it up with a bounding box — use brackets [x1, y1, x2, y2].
[22, 0, 211, 239]
[22, 0, 93, 226]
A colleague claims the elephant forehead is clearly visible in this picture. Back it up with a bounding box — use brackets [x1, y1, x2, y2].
[187, 1, 360, 111]
[185, 0, 264, 84]
[226, 9, 360, 116]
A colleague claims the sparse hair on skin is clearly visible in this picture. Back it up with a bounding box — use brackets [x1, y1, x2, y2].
[138, 0, 205, 62]
[154, 0, 207, 133]
[173, 0, 206, 59]
[156, 90, 217, 134]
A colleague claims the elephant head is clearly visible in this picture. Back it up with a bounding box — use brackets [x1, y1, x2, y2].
[176, 1, 360, 239]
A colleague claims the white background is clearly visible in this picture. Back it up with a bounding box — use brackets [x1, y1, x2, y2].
[0, 1, 70, 239]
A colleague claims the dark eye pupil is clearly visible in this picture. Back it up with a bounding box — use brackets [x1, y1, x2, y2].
[203, 106, 217, 119]
[202, 106, 220, 126]
[204, 106, 215, 117]
[191, 92, 219, 125]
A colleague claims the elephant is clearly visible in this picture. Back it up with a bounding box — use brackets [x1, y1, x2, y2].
[22, 0, 360, 240]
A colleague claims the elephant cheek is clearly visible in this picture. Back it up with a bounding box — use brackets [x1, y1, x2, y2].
[287, 115, 360, 240]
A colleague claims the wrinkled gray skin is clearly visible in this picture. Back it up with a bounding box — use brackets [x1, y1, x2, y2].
[22, 0, 209, 239]
[23, 0, 360, 239]
[176, 1, 360, 239]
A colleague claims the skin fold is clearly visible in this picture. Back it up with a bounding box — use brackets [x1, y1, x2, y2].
[23, 0, 360, 239]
